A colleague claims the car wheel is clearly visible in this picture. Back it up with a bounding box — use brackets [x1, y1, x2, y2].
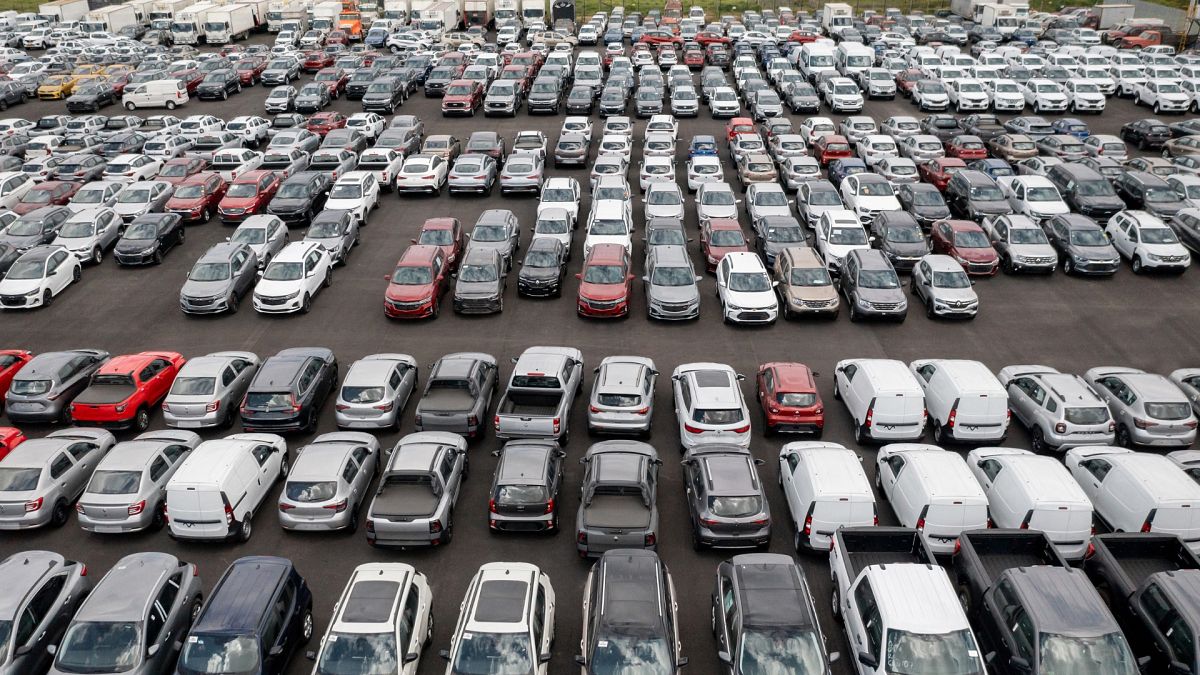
[348, 507, 359, 532]
[926, 301, 935, 319]
[279, 452, 290, 478]
[441, 516, 453, 545]
[793, 527, 803, 552]
[933, 422, 946, 444]
[848, 302, 859, 322]
[134, 407, 150, 432]
[831, 587, 841, 618]
[153, 249, 163, 265]
[42, 288, 53, 307]
[237, 514, 253, 542]
[1132, 256, 1143, 274]
[1064, 258, 1075, 275]
[51, 500, 69, 527]
[323, 269, 332, 288]
[691, 525, 704, 551]
[151, 503, 166, 530]
[300, 293, 311, 313]
[178, 228, 185, 244]
[227, 292, 240, 314]
[301, 609, 313, 642]
[221, 90, 228, 100]
[189, 599, 202, 625]
[1030, 427, 1047, 454]
[200, 207, 210, 222]
[91, 246, 102, 265]
[1139, 138, 1147, 151]
[236, 83, 242, 93]
[1117, 424, 1133, 448]
[1154, 102, 1161, 115]
[853, 422, 866, 444]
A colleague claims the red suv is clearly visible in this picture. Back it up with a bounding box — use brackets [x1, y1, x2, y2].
[701, 218, 750, 272]
[306, 111, 347, 136]
[412, 217, 464, 271]
[931, 219, 1000, 276]
[0, 349, 33, 402]
[576, 243, 633, 318]
[918, 158, 967, 191]
[165, 171, 227, 223]
[814, 134, 853, 166]
[315, 67, 349, 98]
[442, 79, 484, 117]
[217, 170, 281, 224]
[384, 245, 448, 319]
[757, 362, 824, 436]
[303, 50, 333, 72]
[0, 427, 25, 462]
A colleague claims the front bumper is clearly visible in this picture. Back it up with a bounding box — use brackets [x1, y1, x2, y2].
[384, 299, 436, 318]
[253, 293, 304, 313]
[648, 300, 699, 320]
[694, 523, 771, 549]
[114, 250, 158, 265]
[578, 298, 629, 317]
[180, 294, 231, 314]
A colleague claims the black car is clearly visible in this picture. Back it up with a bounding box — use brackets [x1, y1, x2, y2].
[598, 86, 627, 116]
[1045, 163, 1126, 223]
[113, 212, 185, 266]
[872, 211, 931, 271]
[711, 553, 835, 675]
[1043, 213, 1121, 276]
[0, 206, 71, 252]
[65, 82, 117, 113]
[897, 182, 952, 228]
[100, 131, 148, 159]
[1114, 170, 1186, 219]
[0, 80, 26, 109]
[565, 85, 594, 114]
[962, 113, 1005, 142]
[361, 77, 406, 114]
[178, 556, 313, 675]
[1121, 118, 1173, 150]
[517, 237, 567, 297]
[946, 170, 1013, 221]
[343, 67, 380, 100]
[921, 114, 964, 142]
[196, 69, 242, 101]
[487, 439, 565, 532]
[267, 171, 331, 226]
[240, 347, 337, 433]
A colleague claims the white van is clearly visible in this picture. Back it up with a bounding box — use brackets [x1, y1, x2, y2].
[835, 42, 874, 79]
[1065, 446, 1200, 553]
[966, 447, 1094, 561]
[123, 79, 189, 111]
[910, 359, 1010, 444]
[876, 444, 989, 555]
[799, 42, 836, 84]
[778, 441, 876, 551]
[165, 433, 288, 543]
[834, 358, 926, 443]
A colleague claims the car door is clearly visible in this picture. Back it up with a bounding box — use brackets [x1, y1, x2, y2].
[848, 578, 884, 675]
[1007, 377, 1039, 425]
[350, 445, 375, 503]
[13, 572, 68, 672]
[713, 571, 738, 672]
[144, 572, 183, 669]
[838, 363, 863, 422]
[391, 363, 415, 411]
[397, 583, 423, 675]
[303, 250, 322, 294]
[1075, 457, 1112, 507]
[1109, 215, 1134, 256]
[779, 450, 809, 526]
[250, 443, 280, 503]
[232, 249, 254, 295]
[64, 442, 98, 499]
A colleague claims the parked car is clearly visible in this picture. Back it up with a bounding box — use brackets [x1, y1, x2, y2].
[0, 551, 92, 675]
[278, 431, 379, 532]
[999, 365, 1116, 452]
[162, 351, 260, 428]
[366, 432, 467, 547]
[68, 351, 185, 431]
[0, 428, 116, 529]
[240, 347, 338, 433]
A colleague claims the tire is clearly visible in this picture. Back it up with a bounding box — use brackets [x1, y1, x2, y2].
[1117, 425, 1132, 448]
[134, 407, 150, 432]
[1030, 426, 1047, 454]
[831, 587, 841, 618]
[1064, 258, 1075, 275]
[301, 610, 313, 642]
[200, 208, 210, 222]
[151, 503, 167, 531]
[348, 507, 359, 533]
[72, 265, 81, 282]
[237, 514, 253, 542]
[441, 516, 453, 545]
[933, 422, 946, 444]
[221, 90, 228, 100]
[1154, 102, 1161, 115]
[153, 249, 163, 265]
[793, 526, 803, 552]
[323, 269, 332, 288]
[1132, 256, 1143, 274]
[51, 500, 69, 527]
[227, 292, 239, 314]
[300, 293, 311, 314]
[853, 422, 866, 445]
[189, 599, 202, 625]
[42, 289, 52, 307]
[691, 526, 704, 551]
[833, 377, 841, 401]
[165, 100, 175, 110]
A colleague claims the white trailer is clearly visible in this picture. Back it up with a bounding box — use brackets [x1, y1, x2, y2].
[309, 0, 342, 30]
[81, 4, 140, 33]
[519, 0, 543, 24]
[412, 0, 458, 31]
[172, 1, 219, 43]
[1089, 3, 1135, 29]
[37, 0, 89, 24]
[380, 0, 409, 20]
[125, 0, 158, 24]
[151, 0, 192, 20]
[464, 0, 492, 26]
[205, 3, 255, 41]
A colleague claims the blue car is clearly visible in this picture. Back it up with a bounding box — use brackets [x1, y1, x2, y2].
[603, 28, 623, 44]
[968, 158, 1016, 179]
[827, 158, 869, 188]
[689, 134, 718, 158]
[1052, 118, 1090, 139]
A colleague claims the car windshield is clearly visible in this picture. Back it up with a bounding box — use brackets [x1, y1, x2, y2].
[590, 219, 628, 236]
[1025, 187, 1060, 202]
[885, 629, 982, 675]
[171, 376, 215, 396]
[739, 629, 825, 674]
[651, 266, 694, 287]
[1141, 227, 1179, 244]
[933, 268, 972, 288]
[1039, 633, 1138, 675]
[710, 230, 745, 247]
[1070, 229, 1108, 247]
[459, 263, 497, 282]
[329, 182, 362, 199]
[390, 266, 432, 284]
[1144, 187, 1178, 204]
[87, 470, 142, 495]
[968, 186, 1003, 201]
[885, 225, 924, 243]
[808, 189, 842, 206]
[860, 269, 900, 289]
[263, 261, 302, 281]
[0, 467, 41, 491]
[418, 228, 454, 245]
[703, 190, 735, 206]
[708, 494, 761, 517]
[473, 224, 509, 242]
[159, 164, 190, 177]
[450, 631, 533, 675]
[7, 218, 45, 236]
[179, 634, 259, 675]
[226, 183, 259, 199]
[829, 227, 868, 245]
[4, 257, 47, 280]
[583, 264, 625, 284]
[1076, 180, 1115, 197]
[308, 220, 345, 238]
[954, 230, 991, 248]
[764, 225, 802, 243]
[524, 249, 559, 268]
[286, 480, 337, 502]
[727, 271, 769, 292]
[61, 219, 100, 237]
[314, 632, 397, 675]
[589, 634, 672, 675]
[56, 621, 140, 673]
[126, 221, 161, 239]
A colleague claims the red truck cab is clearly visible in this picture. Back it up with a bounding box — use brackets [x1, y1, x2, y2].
[757, 362, 824, 435]
[68, 351, 185, 431]
[218, 170, 281, 224]
[165, 171, 227, 223]
[384, 245, 448, 319]
[576, 243, 633, 318]
[412, 218, 464, 271]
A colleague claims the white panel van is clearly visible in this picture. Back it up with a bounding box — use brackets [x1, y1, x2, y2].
[876, 443, 989, 555]
[834, 358, 926, 443]
[910, 358, 1010, 444]
[123, 79, 189, 111]
[778, 441, 876, 552]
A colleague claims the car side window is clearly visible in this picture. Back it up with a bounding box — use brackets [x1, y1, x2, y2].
[1009, 606, 1035, 661]
[149, 456, 170, 482]
[163, 445, 188, 463]
[979, 459, 1004, 482]
[341, 459, 358, 485]
[222, 367, 237, 388]
[261, 589, 286, 650]
[886, 455, 906, 476]
[532, 585, 546, 650]
[251, 445, 273, 467]
[67, 443, 93, 461]
[721, 575, 738, 633]
[351, 447, 370, 467]
[49, 453, 73, 479]
[388, 367, 404, 391]
[842, 364, 857, 382]
[854, 579, 882, 656]
[916, 364, 936, 382]
[785, 452, 800, 473]
[678, 382, 692, 411]
[146, 573, 181, 645]
[1045, 396, 1058, 413]
[1081, 458, 1113, 482]
[397, 586, 418, 652]
[18, 574, 66, 645]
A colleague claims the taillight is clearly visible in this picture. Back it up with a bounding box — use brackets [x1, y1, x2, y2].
[25, 497, 42, 512]
[577, 531, 587, 545]
[947, 400, 959, 429]
[206, 400, 220, 413]
[128, 500, 146, 516]
[75, 503, 84, 513]
[544, 499, 555, 514]
[335, 404, 349, 411]
[588, 404, 601, 413]
[954, 538, 961, 555]
[865, 404, 874, 429]
[467, 414, 477, 426]
[222, 494, 234, 525]
[488, 498, 497, 514]
[324, 499, 348, 513]
[684, 423, 704, 434]
[803, 513, 813, 536]
[429, 519, 443, 534]
[366, 518, 375, 534]
[493, 414, 500, 429]
[1142, 508, 1156, 533]
[732, 424, 750, 434]
[700, 516, 720, 527]
[279, 503, 295, 511]
[374, 401, 394, 412]
[1020, 510, 1033, 529]
[1086, 542, 1096, 558]
[552, 417, 561, 434]
[644, 532, 656, 547]
[1108, 421, 1116, 433]
[290, 395, 301, 413]
[635, 406, 650, 415]
[1134, 418, 1157, 430]
[916, 517, 925, 531]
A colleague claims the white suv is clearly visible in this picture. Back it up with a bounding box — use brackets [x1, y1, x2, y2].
[715, 251, 779, 326]
[253, 241, 333, 314]
[1105, 210, 1192, 274]
[442, 563, 556, 675]
[671, 362, 752, 449]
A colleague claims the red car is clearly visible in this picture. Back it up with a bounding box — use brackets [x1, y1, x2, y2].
[509, 52, 543, 74]
[442, 79, 483, 116]
[683, 46, 705, 68]
[918, 158, 968, 191]
[68, 351, 186, 431]
[157, 157, 208, 185]
[0, 349, 33, 403]
[235, 57, 267, 86]
[384, 245, 449, 319]
[219, 44, 247, 57]
[217, 170, 281, 224]
[639, 29, 682, 46]
[896, 68, 924, 97]
[411, 217, 464, 271]
[106, 72, 130, 96]
[499, 65, 533, 94]
[0, 427, 25, 461]
[307, 111, 347, 136]
[314, 67, 349, 98]
[576, 243, 633, 318]
[172, 67, 204, 93]
[757, 362, 824, 436]
[12, 180, 80, 215]
[814, 134, 853, 166]
[931, 219, 1000, 276]
[303, 50, 334, 73]
[787, 29, 821, 43]
[945, 134, 988, 161]
[701, 218, 750, 272]
[165, 171, 227, 223]
[326, 29, 349, 45]
[725, 117, 756, 143]
[695, 31, 732, 45]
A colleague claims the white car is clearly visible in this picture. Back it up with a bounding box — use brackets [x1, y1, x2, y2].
[947, 78, 991, 112]
[394, 154, 448, 194]
[597, 134, 632, 163]
[325, 171, 380, 224]
[224, 115, 270, 147]
[1113, 66, 1148, 98]
[53, 207, 122, 265]
[582, 200, 633, 258]
[646, 113, 679, 140]
[1079, 66, 1118, 95]
[715, 251, 778, 326]
[210, 148, 264, 183]
[638, 155, 675, 192]
[601, 116, 633, 138]
[113, 180, 173, 221]
[0, 171, 32, 210]
[536, 177, 581, 225]
[855, 134, 899, 168]
[24, 135, 64, 159]
[687, 155, 722, 192]
[1021, 79, 1068, 113]
[253, 241, 334, 314]
[1105, 210, 1192, 274]
[642, 131, 676, 158]
[443, 563, 555, 675]
[814, 209, 871, 274]
[1062, 81, 1107, 114]
[345, 112, 385, 141]
[355, 148, 404, 192]
[560, 116, 593, 143]
[66, 181, 122, 213]
[696, 182, 740, 225]
[102, 154, 162, 183]
[987, 80, 1024, 111]
[1135, 79, 1191, 114]
[643, 181, 685, 221]
[0, 245, 81, 309]
[672, 362, 752, 448]
[142, 135, 194, 160]
[177, 114, 224, 138]
[838, 116, 877, 145]
[999, 176, 1070, 221]
[841, 174, 901, 226]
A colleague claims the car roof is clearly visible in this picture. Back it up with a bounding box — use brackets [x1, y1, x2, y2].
[596, 550, 666, 629]
[194, 557, 291, 634]
[0, 551, 69, 618]
[290, 441, 355, 479]
[497, 441, 553, 484]
[1007, 567, 1120, 636]
[730, 554, 817, 630]
[76, 553, 179, 621]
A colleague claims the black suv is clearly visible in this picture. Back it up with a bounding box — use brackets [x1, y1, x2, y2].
[1113, 170, 1186, 219]
[946, 170, 1013, 221]
[872, 211, 930, 271]
[240, 347, 338, 433]
[178, 557, 313, 675]
[267, 172, 331, 226]
[196, 69, 241, 101]
[1045, 163, 1126, 223]
[1043, 213, 1121, 276]
[488, 439, 565, 533]
[1121, 118, 1172, 150]
[897, 182, 952, 228]
[361, 77, 406, 115]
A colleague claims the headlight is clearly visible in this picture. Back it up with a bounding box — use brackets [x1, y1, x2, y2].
[727, 304, 743, 311]
[1147, 253, 1162, 262]
[141, 245, 158, 254]
[857, 297, 872, 309]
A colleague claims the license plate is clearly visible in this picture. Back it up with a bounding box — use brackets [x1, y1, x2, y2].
[175, 420, 203, 428]
[94, 525, 123, 534]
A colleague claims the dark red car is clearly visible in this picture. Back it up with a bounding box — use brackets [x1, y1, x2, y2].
[326, 29, 349, 45]
[156, 157, 208, 185]
[384, 244, 448, 319]
[441, 79, 483, 116]
[576, 243, 633, 318]
[306, 111, 347, 136]
[106, 72, 130, 96]
[918, 158, 968, 191]
[725, 117, 756, 143]
[509, 52, 543, 74]
[0, 427, 25, 462]
[931, 219, 1000, 276]
[683, 46, 705, 68]
[411, 217, 464, 271]
[814, 134, 853, 166]
[695, 31, 732, 45]
[757, 362, 824, 436]
[945, 134, 988, 161]
[12, 180, 80, 215]
[68, 351, 186, 431]
[172, 67, 204, 93]
[499, 65, 533, 94]
[165, 171, 227, 223]
[896, 68, 924, 97]
[701, 218, 750, 273]
[303, 50, 334, 73]
[314, 67, 349, 98]
[219, 44, 247, 58]
[235, 57, 267, 86]
[217, 170, 281, 224]
[0, 349, 33, 404]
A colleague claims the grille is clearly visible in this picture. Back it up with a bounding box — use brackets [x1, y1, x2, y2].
[968, 263, 994, 273]
[738, 311, 770, 321]
[804, 299, 833, 308]
[391, 300, 425, 309]
[1, 295, 26, 306]
[587, 299, 618, 310]
[185, 297, 215, 306]
[870, 302, 901, 311]
[658, 302, 693, 312]
[258, 296, 289, 306]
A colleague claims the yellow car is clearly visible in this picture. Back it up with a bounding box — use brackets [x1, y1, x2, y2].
[37, 74, 78, 100]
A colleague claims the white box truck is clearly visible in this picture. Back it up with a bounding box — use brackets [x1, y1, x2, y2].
[464, 0, 493, 27]
[821, 2, 852, 35]
[310, 0, 342, 31]
[206, 3, 255, 42]
[412, 0, 458, 31]
[267, 0, 306, 30]
[125, 0, 158, 24]
[239, 0, 269, 28]
[172, 1, 219, 43]
[520, 0, 544, 24]
[494, 0, 517, 23]
[37, 0, 89, 24]
[380, 0, 409, 20]
[81, 4, 140, 34]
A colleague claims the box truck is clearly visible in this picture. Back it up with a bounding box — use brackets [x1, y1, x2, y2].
[380, 0, 409, 20]
[1083, 3, 1135, 30]
[310, 0, 342, 30]
[412, 0, 458, 31]
[81, 4, 139, 34]
[38, 0, 90, 24]
[821, 2, 852, 34]
[124, 0, 158, 24]
[266, 0, 305, 29]
[205, 3, 255, 41]
[494, 0, 516, 23]
[520, 0, 544, 24]
[464, 0, 493, 27]
[172, 1, 219, 43]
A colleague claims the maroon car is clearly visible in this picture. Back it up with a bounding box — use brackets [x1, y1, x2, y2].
[303, 50, 334, 73]
[931, 219, 1000, 276]
[306, 111, 347, 136]
[11, 180, 80, 215]
[314, 67, 348, 98]
[164, 171, 227, 223]
[156, 157, 208, 185]
[235, 57, 267, 86]
[217, 170, 281, 224]
[441, 79, 483, 116]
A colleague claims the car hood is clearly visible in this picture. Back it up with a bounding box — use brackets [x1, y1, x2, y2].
[0, 233, 46, 249]
[645, 204, 684, 220]
[579, 281, 626, 301]
[296, 93, 324, 103]
[1141, 241, 1190, 257]
[519, 266, 560, 282]
[855, 195, 901, 210]
[724, 287, 775, 307]
[469, 240, 511, 256]
[455, 279, 500, 297]
[1068, 243, 1118, 261]
[649, 283, 699, 304]
[306, 235, 345, 251]
[952, 246, 998, 262]
[857, 286, 906, 303]
[220, 197, 260, 209]
[882, 240, 930, 257]
[167, 196, 206, 209]
[700, 205, 738, 219]
[931, 286, 978, 303]
[269, 196, 312, 211]
[386, 281, 432, 301]
[181, 278, 231, 298]
[254, 278, 301, 296]
[115, 237, 156, 252]
[0, 277, 43, 294]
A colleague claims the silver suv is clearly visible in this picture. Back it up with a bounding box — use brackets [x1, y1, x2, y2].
[644, 244, 701, 321]
[999, 365, 1115, 453]
[587, 356, 658, 435]
[1086, 367, 1198, 449]
[179, 242, 258, 315]
[681, 444, 771, 550]
[911, 254, 979, 319]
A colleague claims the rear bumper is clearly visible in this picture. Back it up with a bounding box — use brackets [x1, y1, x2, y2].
[79, 510, 155, 533]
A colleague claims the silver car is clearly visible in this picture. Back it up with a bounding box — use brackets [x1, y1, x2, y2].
[228, 215, 288, 268]
[644, 244, 701, 321]
[797, 180, 844, 226]
[644, 182, 685, 222]
[911, 254, 979, 319]
[452, 246, 506, 314]
[304, 209, 359, 265]
[982, 215, 1058, 274]
[499, 153, 545, 194]
[53, 207, 122, 265]
[334, 353, 418, 430]
[447, 153, 498, 195]
[47, 552, 203, 675]
[366, 432, 467, 547]
[179, 242, 258, 315]
[113, 180, 173, 222]
[0, 551, 93, 675]
[587, 356, 658, 434]
[999, 365, 1116, 453]
[5, 349, 110, 424]
[1086, 367, 1199, 449]
[76, 430, 200, 533]
[162, 351, 260, 428]
[278, 431, 380, 532]
[0, 428, 116, 529]
[467, 209, 520, 271]
[1170, 369, 1200, 417]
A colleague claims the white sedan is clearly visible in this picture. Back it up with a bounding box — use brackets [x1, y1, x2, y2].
[0, 245, 81, 309]
[325, 171, 380, 224]
[394, 154, 447, 194]
[253, 241, 333, 314]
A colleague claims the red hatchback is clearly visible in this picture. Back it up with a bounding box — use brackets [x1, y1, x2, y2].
[0, 427, 25, 462]
[918, 158, 967, 191]
[576, 243, 633, 318]
[931, 219, 1000, 276]
[235, 57, 267, 85]
[814, 134, 853, 166]
[306, 111, 347, 136]
[217, 170, 281, 224]
[412, 217, 464, 271]
[165, 171, 227, 223]
[12, 180, 79, 215]
[384, 245, 449, 319]
[0, 349, 33, 402]
[68, 351, 185, 431]
[725, 117, 756, 143]
[945, 134, 988, 161]
[757, 362, 824, 435]
[702, 218, 750, 272]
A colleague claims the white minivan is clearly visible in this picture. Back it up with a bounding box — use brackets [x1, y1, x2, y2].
[1065, 446, 1200, 553]
[165, 433, 288, 542]
[123, 79, 189, 111]
[778, 441, 876, 552]
[834, 358, 926, 443]
[910, 359, 1010, 444]
[875, 444, 989, 555]
[966, 447, 1094, 561]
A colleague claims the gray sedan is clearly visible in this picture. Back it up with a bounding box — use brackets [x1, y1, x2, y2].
[162, 351, 260, 429]
[334, 353, 418, 430]
[304, 209, 359, 265]
[228, 215, 288, 268]
[0, 551, 92, 675]
[278, 432, 380, 531]
[448, 153, 498, 195]
[76, 430, 201, 533]
[453, 246, 506, 314]
[113, 180, 174, 222]
[179, 242, 258, 315]
[0, 428, 116, 530]
[644, 244, 702, 321]
[499, 153, 545, 195]
[5, 348, 110, 424]
[53, 207, 122, 265]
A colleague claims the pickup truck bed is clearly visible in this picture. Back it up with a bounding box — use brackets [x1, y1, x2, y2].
[418, 387, 475, 413]
[583, 495, 651, 529]
[498, 391, 562, 416]
[959, 530, 1066, 585]
[372, 478, 438, 519]
[1087, 533, 1200, 601]
[838, 527, 934, 580]
[72, 385, 137, 405]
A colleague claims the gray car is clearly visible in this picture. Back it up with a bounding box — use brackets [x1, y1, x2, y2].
[682, 443, 771, 550]
[304, 209, 358, 265]
[54, 207, 122, 265]
[576, 440, 662, 557]
[179, 242, 258, 315]
[587, 356, 658, 434]
[897, 182, 952, 228]
[334, 353, 418, 430]
[0, 551, 92, 675]
[999, 365, 1116, 453]
[553, 133, 588, 168]
[484, 80, 521, 116]
[48, 552, 203, 675]
[644, 217, 689, 265]
[5, 349, 110, 423]
[467, 209, 520, 271]
[278, 431, 380, 532]
[268, 128, 321, 154]
[228, 215, 288, 268]
[453, 246, 506, 314]
[1087, 367, 1198, 449]
[75, 430, 200, 533]
[113, 180, 174, 222]
[983, 214, 1058, 274]
[366, 432, 467, 547]
[413, 353, 498, 439]
[294, 82, 331, 113]
[487, 439, 565, 533]
[796, 180, 843, 226]
[447, 153, 497, 195]
[839, 248, 908, 322]
[499, 153, 545, 195]
[872, 211, 930, 272]
[0, 428, 116, 530]
[911, 254, 979, 320]
[0, 206, 70, 253]
[1043, 213, 1121, 276]
[161, 351, 260, 428]
[644, 244, 702, 321]
[753, 215, 807, 268]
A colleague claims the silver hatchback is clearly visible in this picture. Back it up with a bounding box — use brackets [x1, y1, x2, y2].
[5, 348, 110, 424]
[1087, 367, 1198, 449]
[587, 356, 658, 435]
[334, 353, 418, 429]
[162, 351, 261, 429]
[278, 431, 380, 532]
[76, 430, 201, 533]
[0, 428, 116, 530]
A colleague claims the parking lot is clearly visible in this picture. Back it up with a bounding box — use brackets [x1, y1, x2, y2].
[4, 34, 1200, 675]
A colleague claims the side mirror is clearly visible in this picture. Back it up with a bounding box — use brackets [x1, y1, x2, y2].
[857, 651, 879, 669]
[829, 651, 841, 663]
[269, 645, 284, 657]
[538, 653, 552, 664]
[717, 651, 732, 664]
[438, 649, 451, 661]
[147, 644, 160, 657]
[574, 273, 582, 279]
[574, 656, 587, 666]
[1009, 656, 1032, 672]
[410, 237, 417, 244]
[14, 646, 31, 656]
[403, 652, 419, 664]
[490, 449, 501, 457]
[678, 656, 689, 666]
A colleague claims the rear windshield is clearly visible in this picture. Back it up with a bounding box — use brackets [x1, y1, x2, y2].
[693, 408, 743, 425]
[0, 468, 41, 491]
[88, 470, 142, 495]
[1064, 407, 1109, 425]
[777, 393, 816, 407]
[597, 393, 640, 407]
[708, 495, 762, 518]
[497, 484, 547, 504]
[286, 481, 337, 502]
[511, 375, 561, 389]
[245, 392, 292, 409]
[341, 386, 383, 404]
[1146, 402, 1192, 421]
